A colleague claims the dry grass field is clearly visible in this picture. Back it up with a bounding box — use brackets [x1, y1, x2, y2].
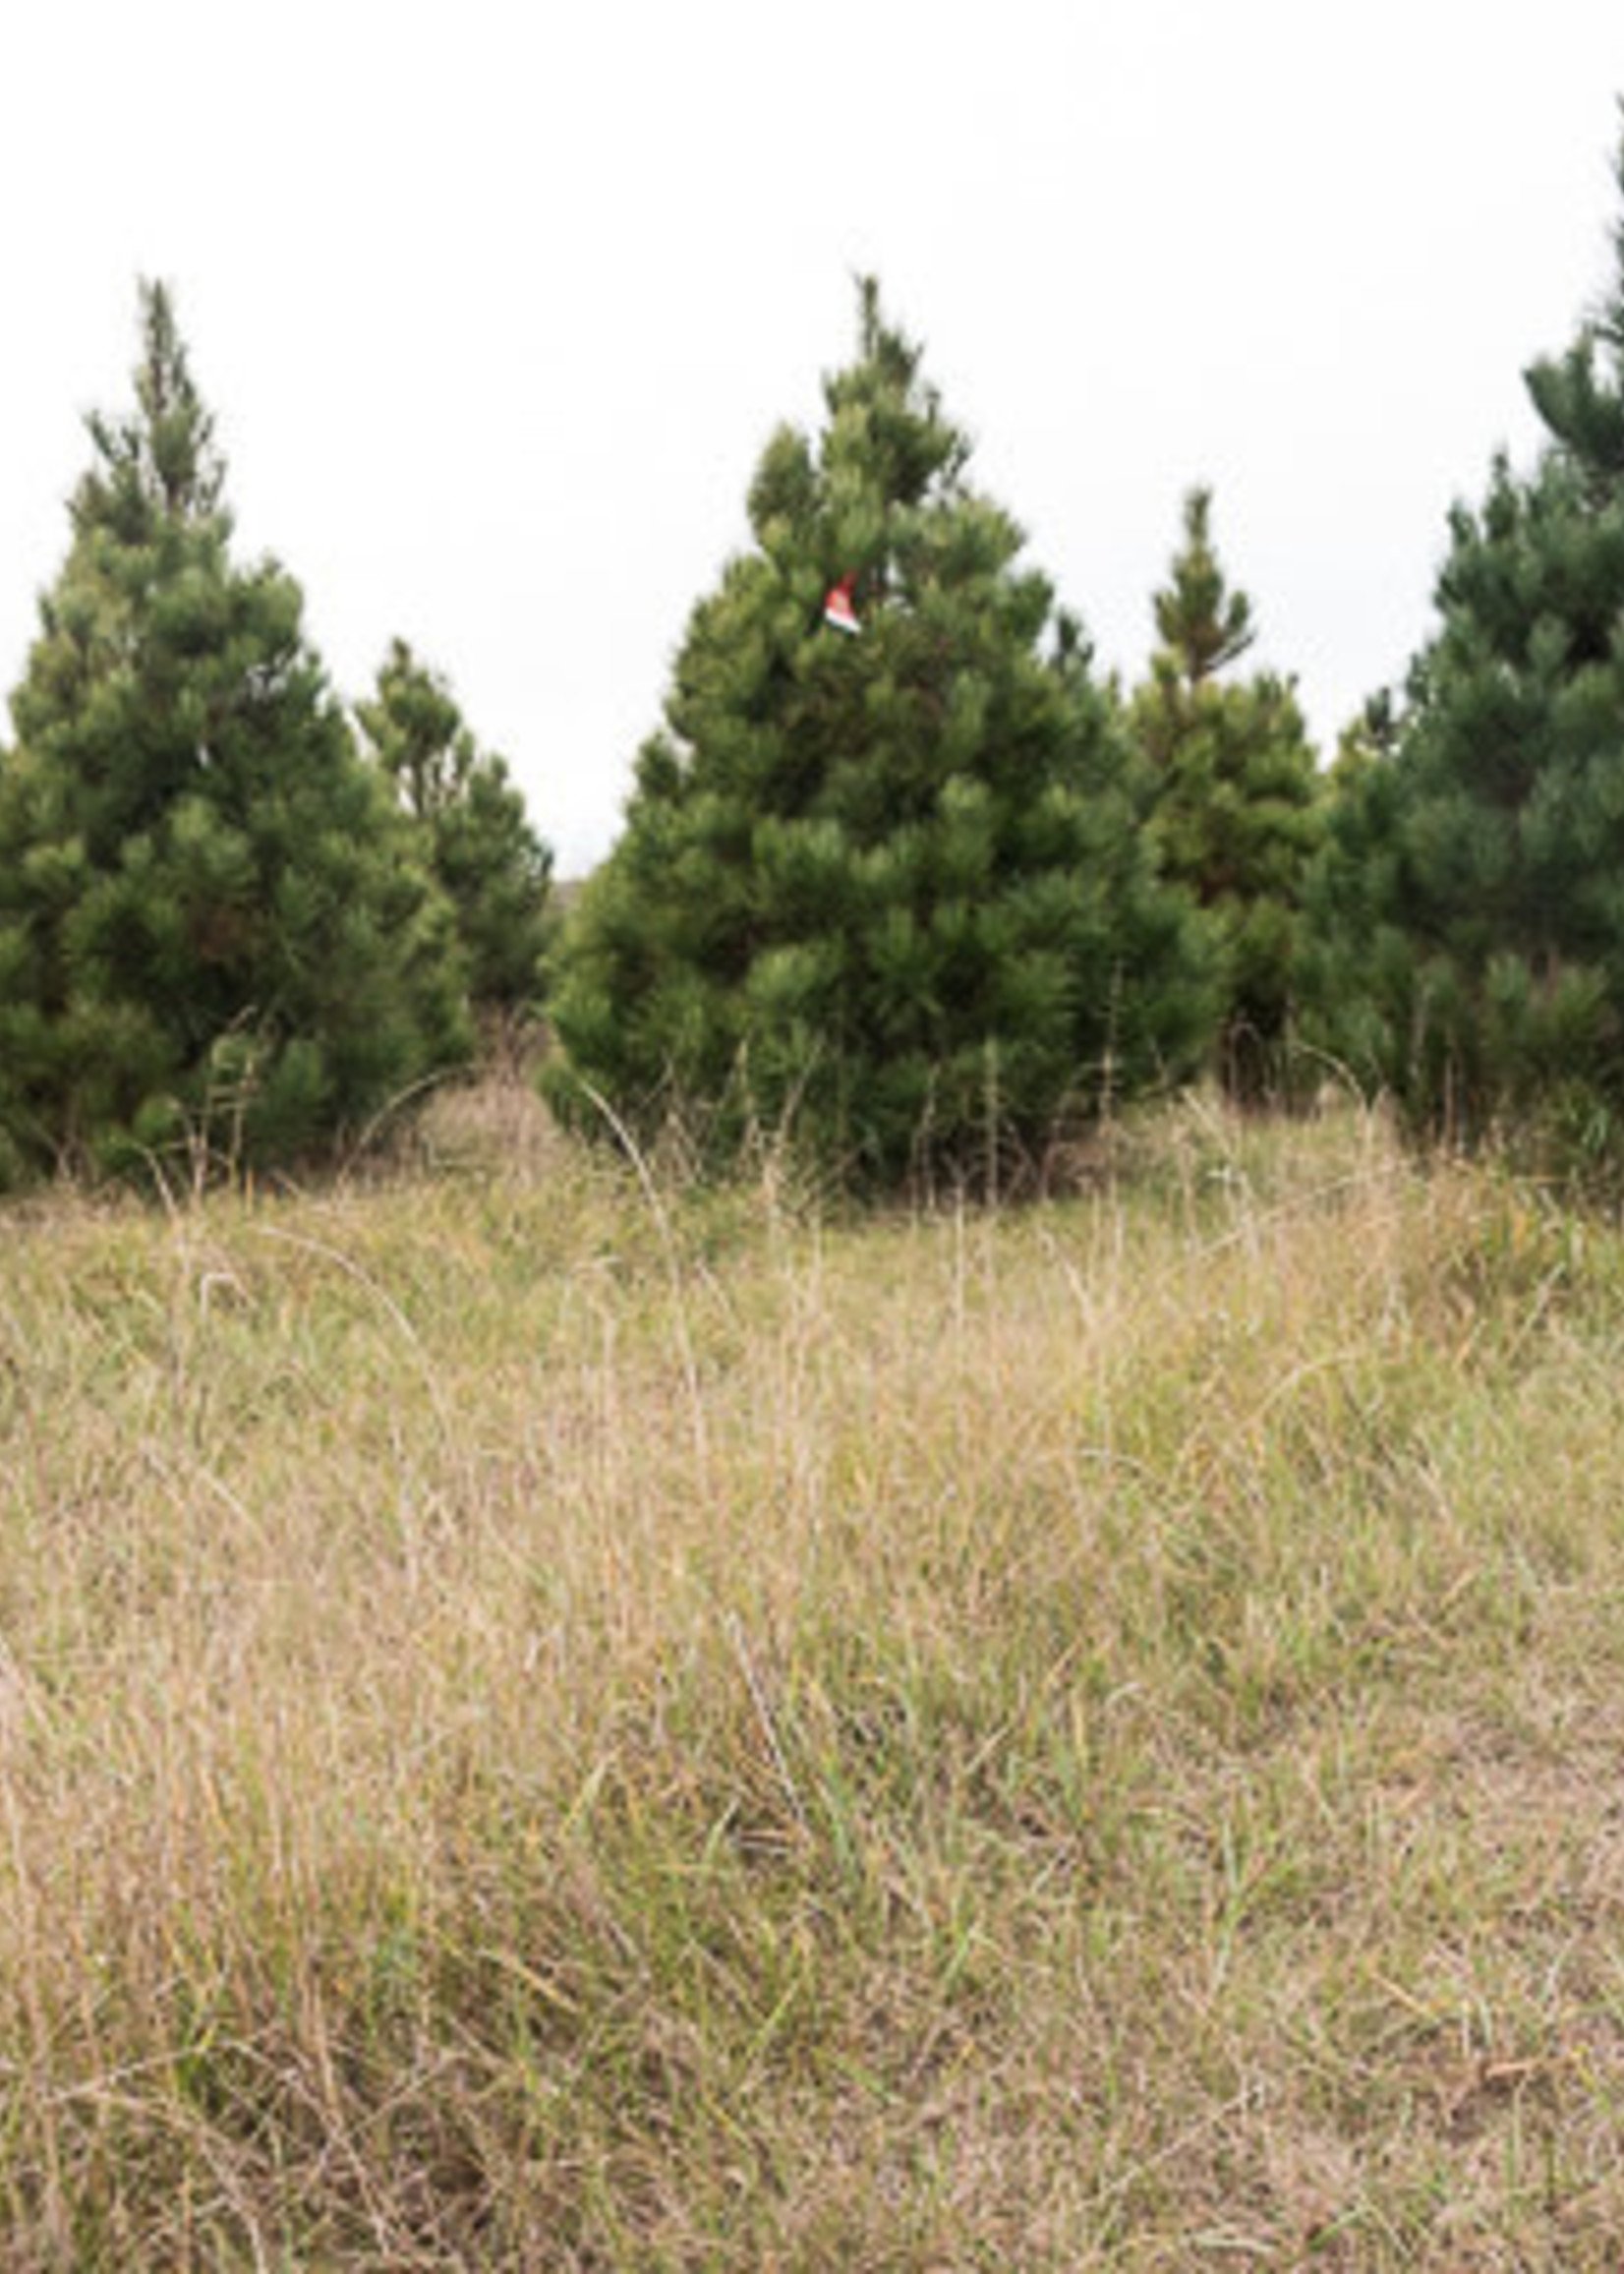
[4, 1083, 1624, 2266]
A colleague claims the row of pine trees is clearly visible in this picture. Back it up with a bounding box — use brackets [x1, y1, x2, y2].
[7, 126, 1624, 1195]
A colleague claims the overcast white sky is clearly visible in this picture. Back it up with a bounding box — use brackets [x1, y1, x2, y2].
[4, 3, 1623, 874]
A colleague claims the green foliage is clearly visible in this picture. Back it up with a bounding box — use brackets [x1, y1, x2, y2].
[356, 638, 553, 1019]
[1150, 486, 1256, 681]
[1129, 489, 1322, 1100]
[0, 282, 472, 1188]
[1304, 126, 1624, 1167]
[549, 280, 1213, 1186]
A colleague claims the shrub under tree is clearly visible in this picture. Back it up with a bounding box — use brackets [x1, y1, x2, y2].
[547, 280, 1212, 1188]
[0, 282, 471, 1187]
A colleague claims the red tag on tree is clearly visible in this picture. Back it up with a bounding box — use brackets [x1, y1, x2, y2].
[823, 576, 861, 634]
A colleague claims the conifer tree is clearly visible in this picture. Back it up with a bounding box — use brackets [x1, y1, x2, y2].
[1129, 489, 1322, 1099]
[0, 282, 471, 1186]
[547, 282, 1211, 1186]
[356, 639, 552, 1021]
[1303, 124, 1624, 1158]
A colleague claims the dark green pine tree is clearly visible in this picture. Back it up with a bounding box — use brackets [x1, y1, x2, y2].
[356, 639, 553, 1024]
[0, 282, 471, 1187]
[1302, 123, 1624, 1160]
[1129, 489, 1322, 1100]
[548, 280, 1212, 1187]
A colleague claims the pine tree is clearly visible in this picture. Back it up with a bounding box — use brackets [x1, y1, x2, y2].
[548, 281, 1211, 1187]
[356, 639, 552, 1023]
[1129, 489, 1322, 1100]
[1303, 124, 1624, 1160]
[0, 282, 471, 1187]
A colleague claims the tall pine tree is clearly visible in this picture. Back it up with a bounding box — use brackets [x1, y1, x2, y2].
[356, 639, 553, 1024]
[548, 281, 1211, 1188]
[0, 282, 471, 1186]
[1129, 489, 1322, 1101]
[1303, 124, 1624, 1160]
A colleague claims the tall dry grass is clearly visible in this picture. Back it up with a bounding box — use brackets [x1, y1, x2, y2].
[3, 1083, 1624, 2265]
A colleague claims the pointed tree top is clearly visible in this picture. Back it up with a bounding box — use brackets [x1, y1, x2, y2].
[82, 278, 226, 532]
[1153, 486, 1255, 687]
[821, 276, 965, 512]
[858, 272, 883, 361]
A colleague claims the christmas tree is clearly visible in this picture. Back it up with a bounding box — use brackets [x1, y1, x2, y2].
[1129, 489, 1321, 1100]
[548, 281, 1210, 1187]
[0, 283, 470, 1186]
[1305, 124, 1624, 1160]
[357, 638, 552, 1023]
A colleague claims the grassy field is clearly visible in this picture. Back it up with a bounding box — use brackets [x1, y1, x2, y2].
[4, 1084, 1624, 2266]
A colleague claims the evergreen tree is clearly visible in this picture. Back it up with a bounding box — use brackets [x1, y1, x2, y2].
[1303, 125, 1624, 1158]
[356, 639, 552, 1020]
[548, 281, 1211, 1187]
[0, 282, 471, 1187]
[1129, 489, 1322, 1099]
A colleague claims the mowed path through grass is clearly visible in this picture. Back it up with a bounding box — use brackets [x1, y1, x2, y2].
[3, 1091, 1624, 2266]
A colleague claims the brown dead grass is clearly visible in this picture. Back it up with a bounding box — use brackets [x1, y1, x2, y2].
[1, 1085, 1623, 2264]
